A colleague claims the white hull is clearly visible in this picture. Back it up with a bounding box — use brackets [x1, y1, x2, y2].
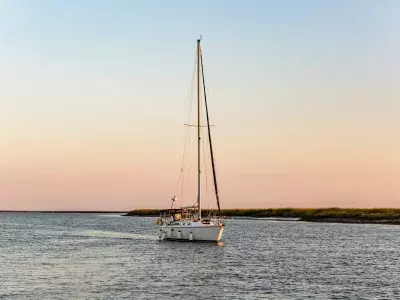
[157, 222, 223, 242]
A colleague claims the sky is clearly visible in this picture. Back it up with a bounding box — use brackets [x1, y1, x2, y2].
[1, 0, 399, 210]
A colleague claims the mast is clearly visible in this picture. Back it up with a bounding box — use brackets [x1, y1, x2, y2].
[197, 38, 201, 220]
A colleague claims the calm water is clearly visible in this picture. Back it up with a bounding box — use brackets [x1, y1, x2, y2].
[1, 213, 400, 299]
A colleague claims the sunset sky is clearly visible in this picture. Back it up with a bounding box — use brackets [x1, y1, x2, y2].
[1, 0, 399, 210]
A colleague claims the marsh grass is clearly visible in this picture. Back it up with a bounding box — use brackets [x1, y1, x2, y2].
[126, 208, 400, 222]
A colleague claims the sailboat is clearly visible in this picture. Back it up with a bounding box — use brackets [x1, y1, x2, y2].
[156, 38, 224, 242]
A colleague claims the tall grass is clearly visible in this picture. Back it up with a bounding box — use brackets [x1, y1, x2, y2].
[125, 208, 400, 221]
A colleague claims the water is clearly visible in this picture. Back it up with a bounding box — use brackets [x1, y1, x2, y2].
[1, 213, 399, 299]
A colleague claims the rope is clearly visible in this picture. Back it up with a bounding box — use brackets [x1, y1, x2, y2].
[201, 116, 209, 207]
[184, 122, 193, 206]
[175, 54, 197, 207]
[200, 52, 221, 217]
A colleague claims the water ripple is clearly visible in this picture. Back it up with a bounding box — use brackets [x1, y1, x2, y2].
[1, 213, 399, 299]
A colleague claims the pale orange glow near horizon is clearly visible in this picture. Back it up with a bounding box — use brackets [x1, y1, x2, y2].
[2, 121, 399, 210]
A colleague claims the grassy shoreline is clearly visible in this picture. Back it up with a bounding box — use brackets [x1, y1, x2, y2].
[0, 211, 125, 213]
[125, 208, 400, 225]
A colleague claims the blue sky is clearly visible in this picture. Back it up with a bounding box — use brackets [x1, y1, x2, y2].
[1, 0, 399, 209]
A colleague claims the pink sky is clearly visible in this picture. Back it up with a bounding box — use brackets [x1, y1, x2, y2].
[2, 112, 399, 210]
